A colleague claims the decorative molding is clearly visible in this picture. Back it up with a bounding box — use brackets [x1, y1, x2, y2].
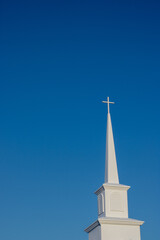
[98, 193, 104, 215]
[85, 217, 144, 233]
[95, 183, 130, 195]
[99, 217, 144, 226]
[110, 192, 124, 212]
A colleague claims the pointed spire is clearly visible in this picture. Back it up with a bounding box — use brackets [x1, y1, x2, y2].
[102, 97, 119, 184]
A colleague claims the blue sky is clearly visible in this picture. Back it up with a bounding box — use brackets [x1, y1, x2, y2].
[0, 0, 160, 239]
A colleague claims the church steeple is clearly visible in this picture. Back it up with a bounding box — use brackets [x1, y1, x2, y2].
[102, 97, 119, 184]
[85, 97, 144, 240]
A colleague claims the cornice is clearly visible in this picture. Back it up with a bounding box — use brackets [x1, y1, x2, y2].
[98, 217, 144, 226]
[84, 217, 144, 233]
[94, 183, 130, 195]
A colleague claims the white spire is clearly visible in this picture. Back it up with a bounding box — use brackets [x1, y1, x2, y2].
[102, 97, 119, 184]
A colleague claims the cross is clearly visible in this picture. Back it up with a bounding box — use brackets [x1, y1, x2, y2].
[102, 97, 115, 113]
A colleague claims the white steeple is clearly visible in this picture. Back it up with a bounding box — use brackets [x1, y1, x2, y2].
[102, 97, 119, 184]
[84, 97, 144, 240]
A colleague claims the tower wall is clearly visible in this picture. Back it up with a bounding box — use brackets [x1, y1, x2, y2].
[96, 184, 130, 219]
[101, 224, 141, 240]
[103, 187, 129, 218]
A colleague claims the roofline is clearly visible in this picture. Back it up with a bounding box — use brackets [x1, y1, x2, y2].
[84, 220, 99, 233]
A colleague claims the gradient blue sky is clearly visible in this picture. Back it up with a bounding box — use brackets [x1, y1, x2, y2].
[0, 0, 160, 239]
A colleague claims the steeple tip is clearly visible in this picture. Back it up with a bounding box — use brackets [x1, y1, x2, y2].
[102, 97, 119, 184]
[102, 97, 115, 114]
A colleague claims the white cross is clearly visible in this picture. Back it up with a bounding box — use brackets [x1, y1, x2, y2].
[102, 97, 115, 113]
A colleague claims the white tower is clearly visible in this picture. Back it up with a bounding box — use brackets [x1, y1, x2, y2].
[85, 97, 144, 240]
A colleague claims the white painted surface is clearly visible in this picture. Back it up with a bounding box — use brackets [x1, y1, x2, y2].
[102, 97, 119, 184]
[105, 113, 119, 184]
[96, 184, 129, 218]
[101, 224, 141, 240]
[104, 186, 129, 218]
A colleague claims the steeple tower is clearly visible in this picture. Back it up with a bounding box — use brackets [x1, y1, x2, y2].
[85, 97, 144, 240]
[102, 97, 119, 184]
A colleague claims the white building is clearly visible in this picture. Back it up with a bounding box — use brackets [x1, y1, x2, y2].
[85, 97, 144, 240]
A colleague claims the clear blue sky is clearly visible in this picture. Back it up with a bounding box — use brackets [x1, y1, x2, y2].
[0, 0, 160, 239]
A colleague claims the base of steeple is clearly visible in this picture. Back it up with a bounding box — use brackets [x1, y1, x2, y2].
[85, 217, 144, 240]
[85, 217, 144, 233]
